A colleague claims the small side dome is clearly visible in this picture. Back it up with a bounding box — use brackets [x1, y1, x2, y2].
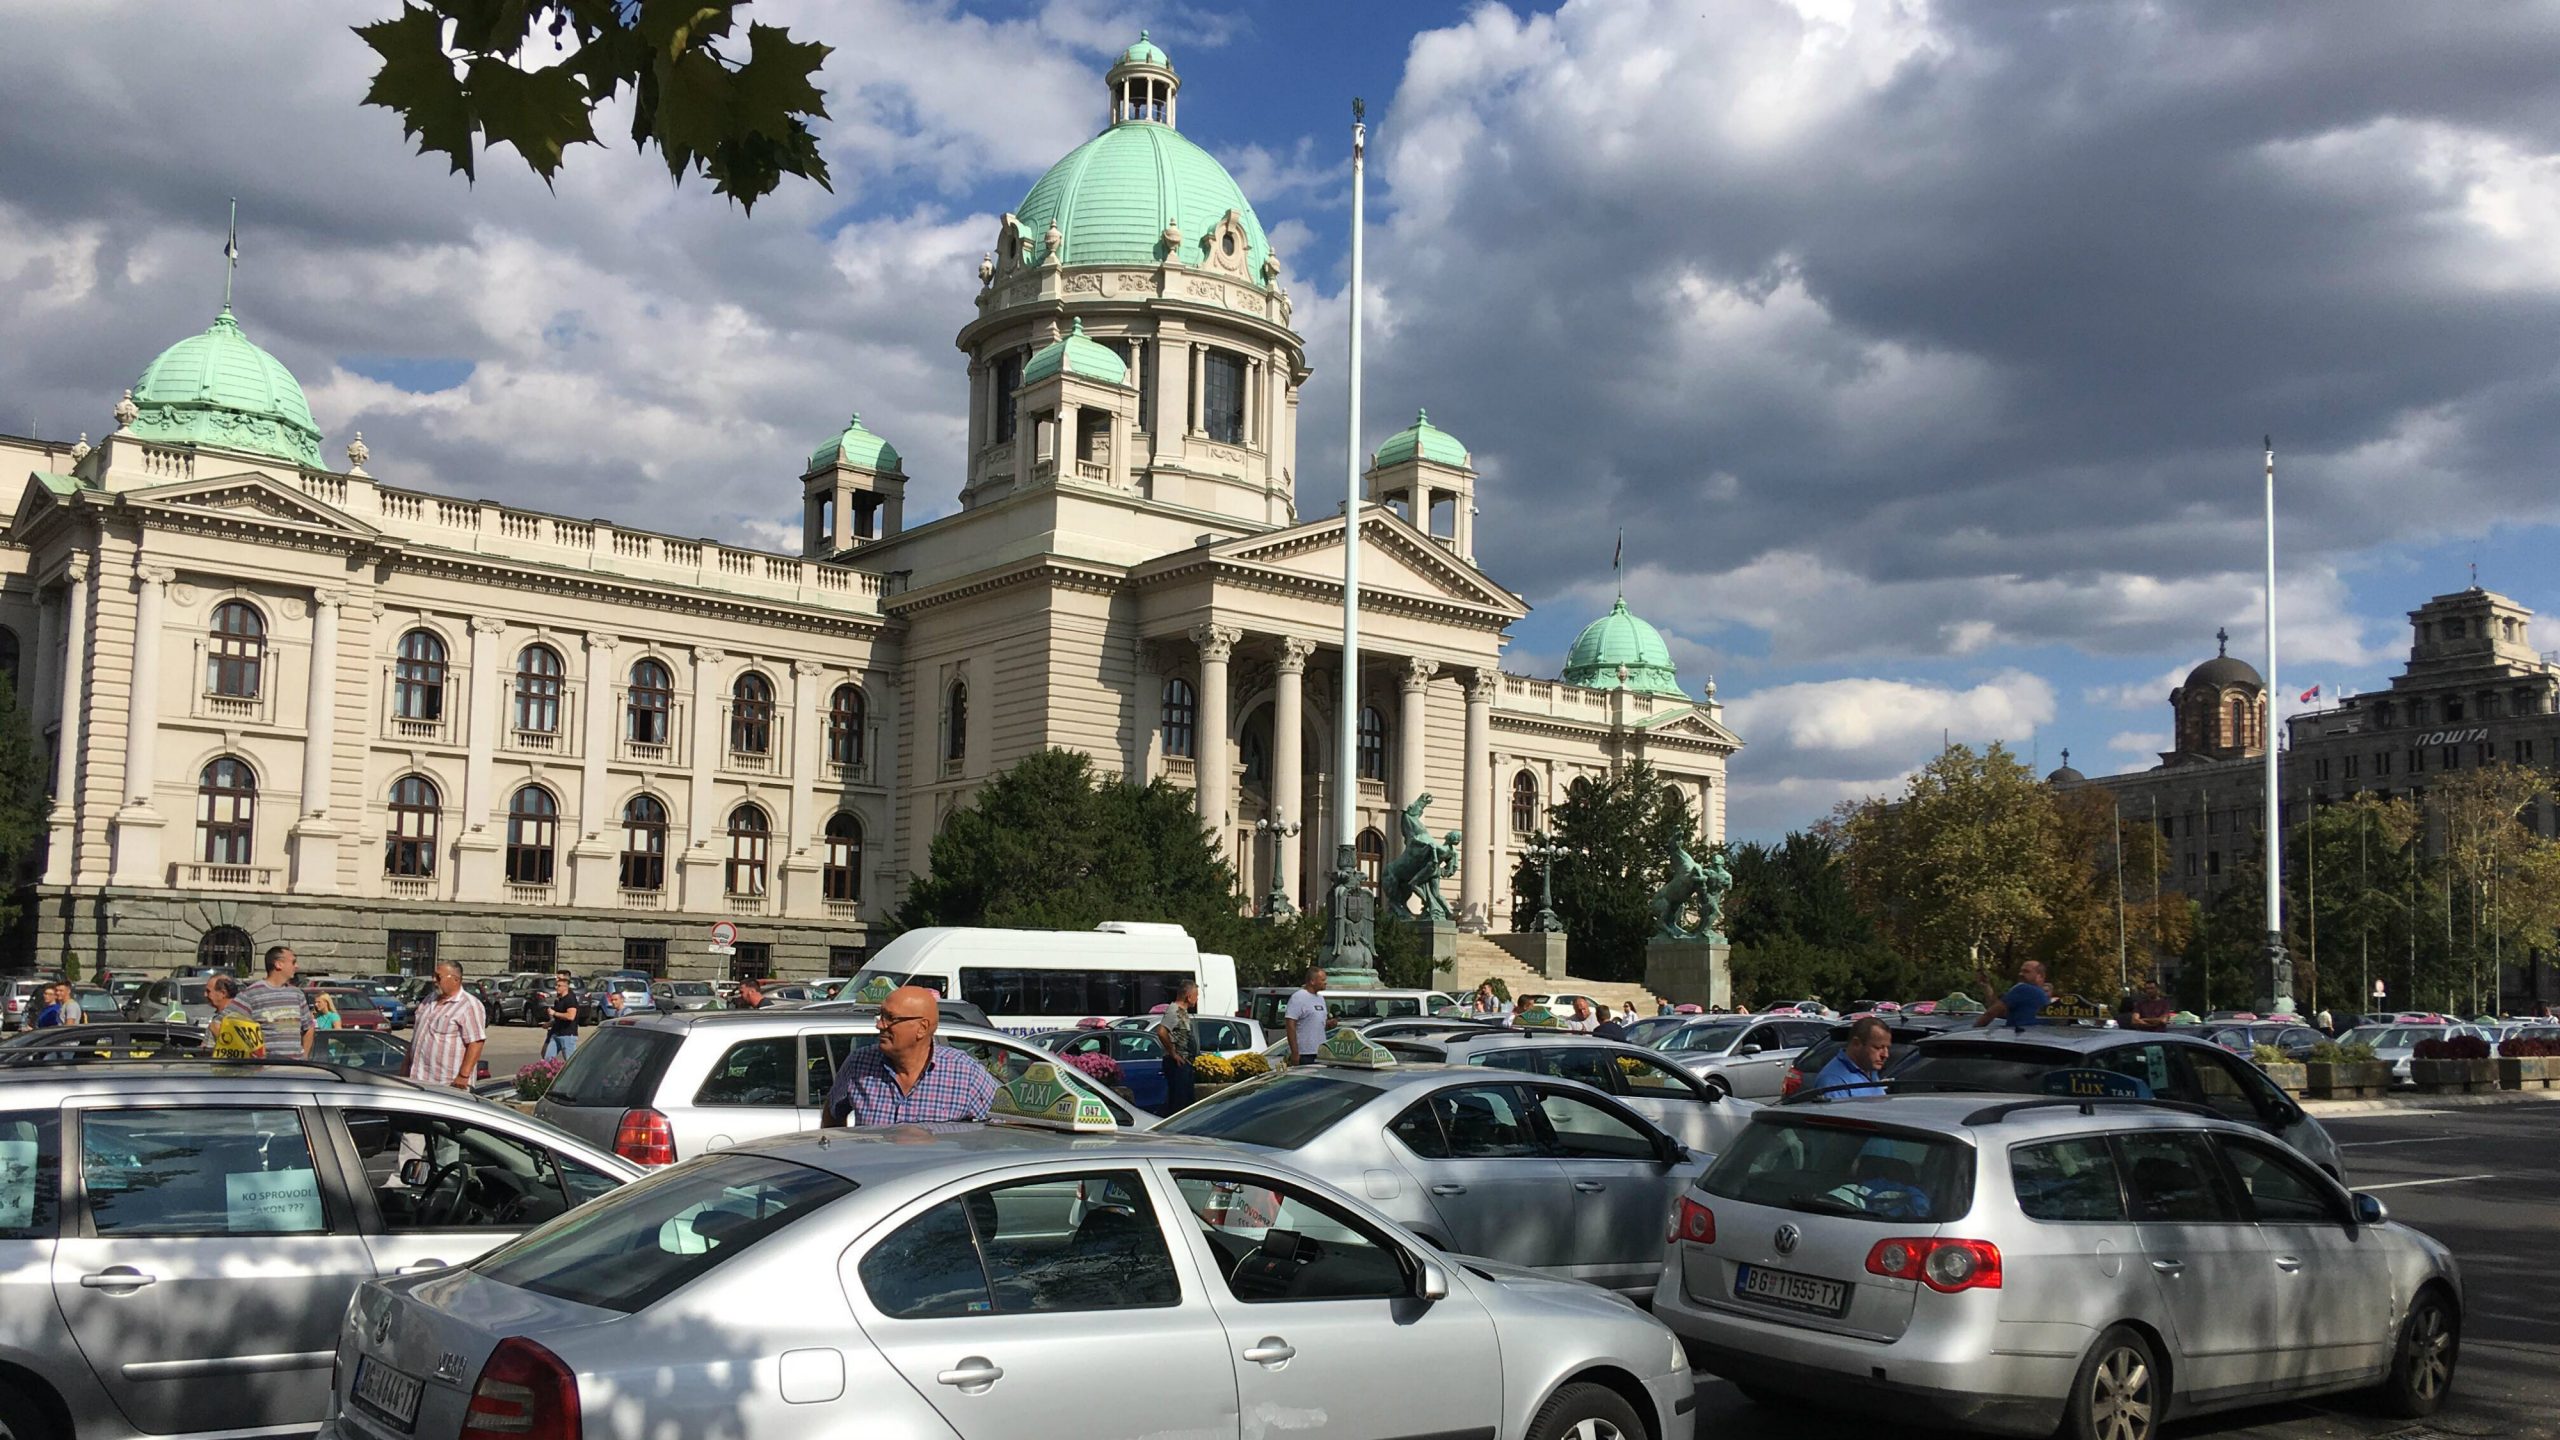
[2046, 749, 2086, 785]
[125, 307, 323, 467]
[2184, 627, 2263, 691]
[1117, 29, 1173, 70]
[1022, 319, 1128, 386]
[1372, 409, 1469, 469]
[1562, 597, 1684, 697]
[808, 412, 901, 474]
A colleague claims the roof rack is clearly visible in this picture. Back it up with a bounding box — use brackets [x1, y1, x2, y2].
[0, 1052, 418, 1085]
[1960, 1095, 2223, 1126]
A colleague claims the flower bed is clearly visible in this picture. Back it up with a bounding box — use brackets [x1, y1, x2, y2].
[514, 1056, 566, 1101]
[2497, 1035, 2560, 1089]
[2410, 1034, 2496, 1094]
[2303, 1040, 2387, 1100]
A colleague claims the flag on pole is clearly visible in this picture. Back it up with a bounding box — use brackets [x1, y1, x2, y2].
[1612, 529, 1623, 597]
[2299, 683, 2321, 703]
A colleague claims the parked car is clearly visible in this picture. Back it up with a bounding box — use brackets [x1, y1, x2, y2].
[1105, 1011, 1270, 1056]
[3, 978, 56, 1031]
[1029, 1028, 1170, 1109]
[652, 978, 722, 1012]
[1241, 986, 1465, 1033]
[70, 986, 122, 1022]
[2339, 1024, 2457, 1087]
[122, 976, 218, 1025]
[1652, 1014, 1831, 1098]
[1157, 1058, 1706, 1297]
[1890, 1026, 2347, 1179]
[0, 1059, 638, 1440]
[487, 973, 552, 1025]
[320, 1125, 1696, 1440]
[795, 997, 997, 1029]
[1656, 1094, 2461, 1436]
[1368, 1029, 1757, 1159]
[309, 986, 390, 1032]
[2205, 1021, 2326, 1061]
[0, 1023, 502, 1092]
[534, 1013, 1153, 1166]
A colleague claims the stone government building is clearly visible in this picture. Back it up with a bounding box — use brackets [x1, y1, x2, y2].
[2061, 586, 2560, 1010]
[0, 38, 1739, 982]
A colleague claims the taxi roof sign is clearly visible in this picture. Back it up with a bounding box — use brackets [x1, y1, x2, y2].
[2042, 1067, 2152, 1100]
[2042, 993, 2108, 1024]
[988, 1062, 1118, 1132]
[1314, 1027, 1397, 1069]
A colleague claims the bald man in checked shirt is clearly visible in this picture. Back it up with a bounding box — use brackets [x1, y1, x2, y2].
[821, 985, 997, 1126]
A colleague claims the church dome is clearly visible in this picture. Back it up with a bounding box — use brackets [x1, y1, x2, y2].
[125, 307, 323, 468]
[1014, 49, 1272, 284]
[1372, 409, 1469, 468]
[1563, 597, 1685, 697]
[807, 412, 900, 474]
[1022, 319, 1128, 386]
[2183, 629, 2263, 691]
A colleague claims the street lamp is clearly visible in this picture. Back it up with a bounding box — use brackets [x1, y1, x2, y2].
[1522, 830, 1570, 934]
[1255, 810, 1303, 921]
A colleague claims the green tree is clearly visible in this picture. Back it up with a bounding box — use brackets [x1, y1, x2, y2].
[357, 1, 831, 210]
[1841, 742, 2059, 988]
[1536, 764, 1698, 983]
[1726, 830, 1907, 1006]
[0, 677, 45, 937]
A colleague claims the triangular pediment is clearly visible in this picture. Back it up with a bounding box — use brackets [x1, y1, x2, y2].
[1193, 506, 1528, 617]
[1641, 706, 1746, 749]
[126, 471, 383, 541]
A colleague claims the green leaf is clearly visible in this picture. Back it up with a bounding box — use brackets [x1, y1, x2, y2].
[650, 47, 734, 177]
[464, 56, 598, 181]
[636, 0, 733, 58]
[730, 21, 830, 132]
[442, 0, 534, 53]
[356, 3, 478, 178]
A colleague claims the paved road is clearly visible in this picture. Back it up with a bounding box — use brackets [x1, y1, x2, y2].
[1689, 1100, 2559, 1440]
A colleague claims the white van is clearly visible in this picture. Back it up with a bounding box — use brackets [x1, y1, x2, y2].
[845, 921, 1240, 1033]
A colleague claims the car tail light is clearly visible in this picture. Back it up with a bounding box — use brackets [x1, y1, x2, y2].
[460, 1337, 580, 1440]
[1865, 1237, 2002, 1292]
[1670, 1196, 1716, 1245]
[612, 1108, 675, 1166]
[1780, 1068, 1804, 1098]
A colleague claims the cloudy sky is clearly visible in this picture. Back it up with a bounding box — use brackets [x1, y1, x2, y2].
[7, 0, 2560, 839]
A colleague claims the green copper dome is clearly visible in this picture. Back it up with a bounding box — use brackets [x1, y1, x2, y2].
[1117, 30, 1172, 69]
[125, 308, 323, 467]
[1373, 408, 1469, 468]
[1015, 117, 1271, 283]
[1562, 597, 1686, 697]
[807, 412, 901, 473]
[1023, 319, 1129, 385]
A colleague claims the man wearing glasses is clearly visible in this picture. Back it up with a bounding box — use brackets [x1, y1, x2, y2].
[819, 984, 997, 1126]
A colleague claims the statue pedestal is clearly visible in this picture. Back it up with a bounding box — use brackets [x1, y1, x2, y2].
[1646, 939, 1731, 1010]
[1488, 932, 1568, 980]
[1404, 917, 1458, 970]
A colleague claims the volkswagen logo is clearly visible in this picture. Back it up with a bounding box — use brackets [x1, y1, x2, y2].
[368, 1307, 394, 1348]
[1773, 1223, 1801, 1256]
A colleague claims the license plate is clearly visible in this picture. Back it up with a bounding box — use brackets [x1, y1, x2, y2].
[353, 1356, 423, 1430]
[1735, 1263, 1848, 1316]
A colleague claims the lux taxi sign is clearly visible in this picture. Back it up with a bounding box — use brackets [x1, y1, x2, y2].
[2042, 1068, 2152, 1100]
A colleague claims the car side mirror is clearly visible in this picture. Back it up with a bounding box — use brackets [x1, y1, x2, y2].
[1739, 1044, 1763, 1056]
[1654, 1134, 1690, 1168]
[398, 1157, 434, 1188]
[1415, 1260, 1450, 1302]
[2352, 1192, 2388, 1226]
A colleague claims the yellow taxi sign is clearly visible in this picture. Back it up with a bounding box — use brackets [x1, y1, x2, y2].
[989, 1062, 1118, 1132]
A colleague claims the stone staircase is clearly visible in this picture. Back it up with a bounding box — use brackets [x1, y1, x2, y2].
[1438, 933, 1668, 1018]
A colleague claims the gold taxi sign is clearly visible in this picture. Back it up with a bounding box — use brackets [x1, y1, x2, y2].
[2043, 994, 2107, 1024]
[1314, 1027, 1397, 1069]
[988, 1063, 1118, 1133]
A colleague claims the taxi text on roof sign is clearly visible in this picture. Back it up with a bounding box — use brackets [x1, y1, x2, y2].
[988, 1062, 1118, 1132]
[2041, 1068, 2153, 1100]
[1315, 1027, 1397, 1069]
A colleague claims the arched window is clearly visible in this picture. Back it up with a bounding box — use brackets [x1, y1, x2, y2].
[627, 658, 672, 746]
[945, 681, 968, 763]
[394, 629, 447, 721]
[1567, 776, 1596, 806]
[823, 812, 863, 902]
[514, 644, 565, 734]
[0, 626, 20, 698]
[619, 793, 667, 892]
[1356, 827, 1386, 883]
[726, 804, 770, 896]
[207, 600, 266, 697]
[1356, 705, 1387, 781]
[2229, 697, 2249, 745]
[197, 925, 253, 974]
[828, 683, 867, 769]
[385, 774, 440, 877]
[505, 786, 558, 885]
[1511, 770, 1540, 834]
[1161, 678, 1198, 759]
[731, 671, 774, 754]
[197, 756, 256, 864]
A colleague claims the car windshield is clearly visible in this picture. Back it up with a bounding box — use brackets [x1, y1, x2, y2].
[1156, 1073, 1378, 1150]
[311, 1032, 404, 1072]
[1656, 1021, 1749, 1054]
[174, 983, 209, 1005]
[669, 982, 714, 997]
[1702, 1117, 1974, 1221]
[1888, 1042, 2084, 1093]
[475, 1154, 855, 1314]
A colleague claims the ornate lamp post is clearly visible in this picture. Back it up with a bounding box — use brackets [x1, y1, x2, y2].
[1255, 811, 1302, 920]
[1522, 830, 1571, 934]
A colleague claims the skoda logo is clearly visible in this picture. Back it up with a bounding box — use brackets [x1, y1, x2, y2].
[1774, 1223, 1801, 1256]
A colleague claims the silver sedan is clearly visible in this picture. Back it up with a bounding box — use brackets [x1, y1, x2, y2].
[1651, 1016, 1827, 1098]
[1157, 1062, 1708, 1297]
[320, 1127, 1696, 1440]
[1372, 1029, 1759, 1158]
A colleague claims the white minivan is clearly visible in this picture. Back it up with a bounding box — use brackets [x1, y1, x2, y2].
[842, 921, 1239, 1033]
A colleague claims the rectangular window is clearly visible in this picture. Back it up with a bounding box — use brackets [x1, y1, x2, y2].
[83, 1107, 329, 1237]
[2185, 853, 2198, 877]
[730, 941, 771, 982]
[2314, 758, 2330, 781]
[992, 351, 1024, 444]
[2478, 741, 2495, 765]
[2208, 850, 2222, 876]
[2409, 748, 2423, 773]
[828, 945, 867, 978]
[509, 935, 557, 971]
[386, 931, 438, 977]
[2377, 750, 2392, 776]
[0, 1112, 60, 1240]
[1200, 350, 1246, 444]
[2012, 1137, 2127, 1222]
[2443, 745, 2460, 770]
[1699, 1118, 1975, 1222]
[861, 1170, 1178, 1319]
[2344, 754, 2359, 779]
[623, 938, 667, 978]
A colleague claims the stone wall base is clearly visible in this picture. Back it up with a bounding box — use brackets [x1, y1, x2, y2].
[1485, 931, 1567, 979]
[1645, 939, 1731, 1009]
[1402, 917, 1458, 968]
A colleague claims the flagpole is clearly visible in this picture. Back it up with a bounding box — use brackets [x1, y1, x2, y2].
[223, 197, 239, 310]
[2262, 436, 2294, 1013]
[1324, 98, 1376, 981]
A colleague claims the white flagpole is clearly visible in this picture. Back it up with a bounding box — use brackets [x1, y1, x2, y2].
[2263, 436, 2292, 1011]
[1335, 103, 1365, 869]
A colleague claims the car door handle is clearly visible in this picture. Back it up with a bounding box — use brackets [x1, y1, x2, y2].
[80, 1268, 157, 1291]
[1242, 1339, 1297, 1366]
[935, 1358, 1003, 1389]
[397, 1259, 450, 1274]
[2274, 1255, 2302, 1273]
[1428, 1183, 1468, 1196]
[2150, 1260, 2184, 1275]
[1573, 1180, 1606, 1192]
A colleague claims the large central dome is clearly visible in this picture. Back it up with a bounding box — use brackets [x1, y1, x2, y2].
[125, 307, 323, 468]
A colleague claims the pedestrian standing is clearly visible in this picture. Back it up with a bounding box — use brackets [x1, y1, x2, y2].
[542, 975, 581, 1061]
[1593, 1003, 1628, 1042]
[312, 993, 341, 1031]
[2129, 980, 2173, 1033]
[1155, 981, 1201, 1112]
[31, 983, 70, 1029]
[1976, 960, 2053, 1030]
[237, 945, 315, 1060]
[206, 975, 267, 1059]
[1285, 968, 1329, 1064]
[2315, 1006, 2335, 1036]
[731, 978, 766, 1011]
[820, 985, 998, 1125]
[1470, 981, 1513, 1025]
[1813, 1016, 1892, 1100]
[1560, 997, 1599, 1034]
[407, 960, 488, 1091]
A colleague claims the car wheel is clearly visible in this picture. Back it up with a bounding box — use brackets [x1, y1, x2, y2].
[2376, 1287, 2458, 1418]
[1525, 1380, 1646, 1440]
[2065, 1326, 2158, 1440]
[0, 1378, 61, 1440]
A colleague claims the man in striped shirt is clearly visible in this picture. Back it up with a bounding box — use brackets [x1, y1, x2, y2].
[406, 961, 487, 1091]
[819, 985, 996, 1126]
[236, 945, 314, 1060]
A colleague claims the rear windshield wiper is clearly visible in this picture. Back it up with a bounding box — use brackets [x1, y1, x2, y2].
[1785, 1192, 1875, 1218]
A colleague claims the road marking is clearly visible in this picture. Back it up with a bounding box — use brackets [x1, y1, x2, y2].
[2357, 1173, 2497, 1191]
[2339, 1135, 2458, 1147]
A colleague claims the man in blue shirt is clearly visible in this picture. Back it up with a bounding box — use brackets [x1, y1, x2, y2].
[1813, 1017, 1891, 1100]
[1976, 960, 2052, 1030]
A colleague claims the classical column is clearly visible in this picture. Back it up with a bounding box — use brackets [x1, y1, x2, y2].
[1397, 656, 1434, 810]
[290, 589, 346, 895]
[453, 614, 509, 898]
[30, 589, 57, 744]
[568, 633, 621, 902]
[1460, 669, 1496, 926]
[1488, 749, 1512, 927]
[1188, 344, 1206, 435]
[1272, 637, 1315, 904]
[783, 659, 826, 916]
[1190, 624, 1240, 863]
[107, 563, 172, 887]
[682, 647, 727, 905]
[43, 558, 89, 886]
